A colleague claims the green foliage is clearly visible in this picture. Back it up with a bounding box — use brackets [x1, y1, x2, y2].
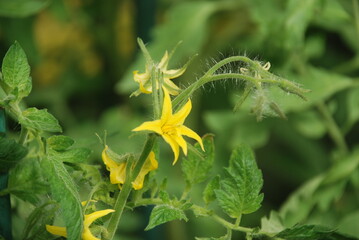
[1, 41, 31, 100]
[0, 0, 50, 17]
[182, 134, 214, 185]
[215, 145, 263, 218]
[7, 157, 47, 205]
[203, 175, 220, 205]
[0, 134, 27, 172]
[276, 225, 358, 240]
[21, 201, 58, 240]
[47, 135, 75, 151]
[42, 157, 83, 240]
[145, 204, 188, 231]
[20, 107, 62, 133]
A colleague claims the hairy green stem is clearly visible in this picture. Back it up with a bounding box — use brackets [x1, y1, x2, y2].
[106, 134, 157, 240]
[316, 102, 348, 155]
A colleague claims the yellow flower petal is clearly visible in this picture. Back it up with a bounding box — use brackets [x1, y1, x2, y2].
[160, 88, 173, 124]
[169, 99, 192, 126]
[132, 120, 163, 135]
[164, 68, 186, 79]
[162, 134, 180, 165]
[178, 125, 204, 151]
[109, 162, 126, 185]
[46, 225, 67, 238]
[158, 51, 169, 69]
[102, 146, 118, 170]
[163, 78, 180, 95]
[132, 151, 158, 190]
[173, 133, 188, 156]
[84, 209, 115, 228]
[133, 70, 150, 83]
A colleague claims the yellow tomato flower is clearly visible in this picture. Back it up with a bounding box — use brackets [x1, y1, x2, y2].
[46, 209, 115, 240]
[102, 146, 158, 190]
[132, 88, 204, 164]
[132, 51, 186, 96]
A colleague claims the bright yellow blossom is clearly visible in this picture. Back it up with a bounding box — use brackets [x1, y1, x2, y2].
[102, 146, 158, 190]
[132, 88, 204, 164]
[132, 51, 186, 96]
[46, 208, 115, 240]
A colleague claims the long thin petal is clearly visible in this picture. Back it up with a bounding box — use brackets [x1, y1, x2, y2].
[132, 120, 163, 135]
[84, 209, 115, 228]
[173, 133, 188, 156]
[46, 225, 67, 237]
[164, 68, 186, 78]
[164, 78, 180, 95]
[178, 125, 204, 151]
[169, 99, 191, 126]
[133, 70, 150, 83]
[158, 51, 169, 69]
[160, 88, 173, 124]
[162, 134, 180, 165]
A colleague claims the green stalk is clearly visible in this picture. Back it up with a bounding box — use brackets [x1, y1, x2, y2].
[0, 108, 12, 240]
[316, 102, 348, 155]
[106, 134, 157, 240]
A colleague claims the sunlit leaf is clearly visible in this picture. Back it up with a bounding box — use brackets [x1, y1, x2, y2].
[1, 41, 31, 99]
[145, 204, 188, 231]
[20, 107, 62, 133]
[215, 145, 263, 218]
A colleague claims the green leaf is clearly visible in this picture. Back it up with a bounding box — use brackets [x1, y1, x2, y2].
[42, 157, 83, 240]
[215, 145, 263, 218]
[47, 135, 75, 151]
[0, 134, 27, 172]
[182, 134, 214, 185]
[276, 225, 359, 240]
[48, 148, 91, 164]
[0, 0, 50, 17]
[260, 211, 285, 234]
[7, 157, 48, 205]
[203, 175, 220, 205]
[145, 204, 188, 231]
[21, 201, 58, 240]
[20, 107, 62, 132]
[1, 41, 31, 99]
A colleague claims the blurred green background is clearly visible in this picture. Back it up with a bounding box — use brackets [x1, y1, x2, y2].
[1, 0, 359, 239]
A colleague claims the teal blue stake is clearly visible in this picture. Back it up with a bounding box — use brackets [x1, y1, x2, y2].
[0, 108, 12, 240]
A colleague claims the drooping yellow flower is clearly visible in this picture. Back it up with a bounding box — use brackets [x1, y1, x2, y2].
[102, 146, 158, 190]
[132, 89, 204, 164]
[46, 208, 115, 240]
[132, 51, 186, 96]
